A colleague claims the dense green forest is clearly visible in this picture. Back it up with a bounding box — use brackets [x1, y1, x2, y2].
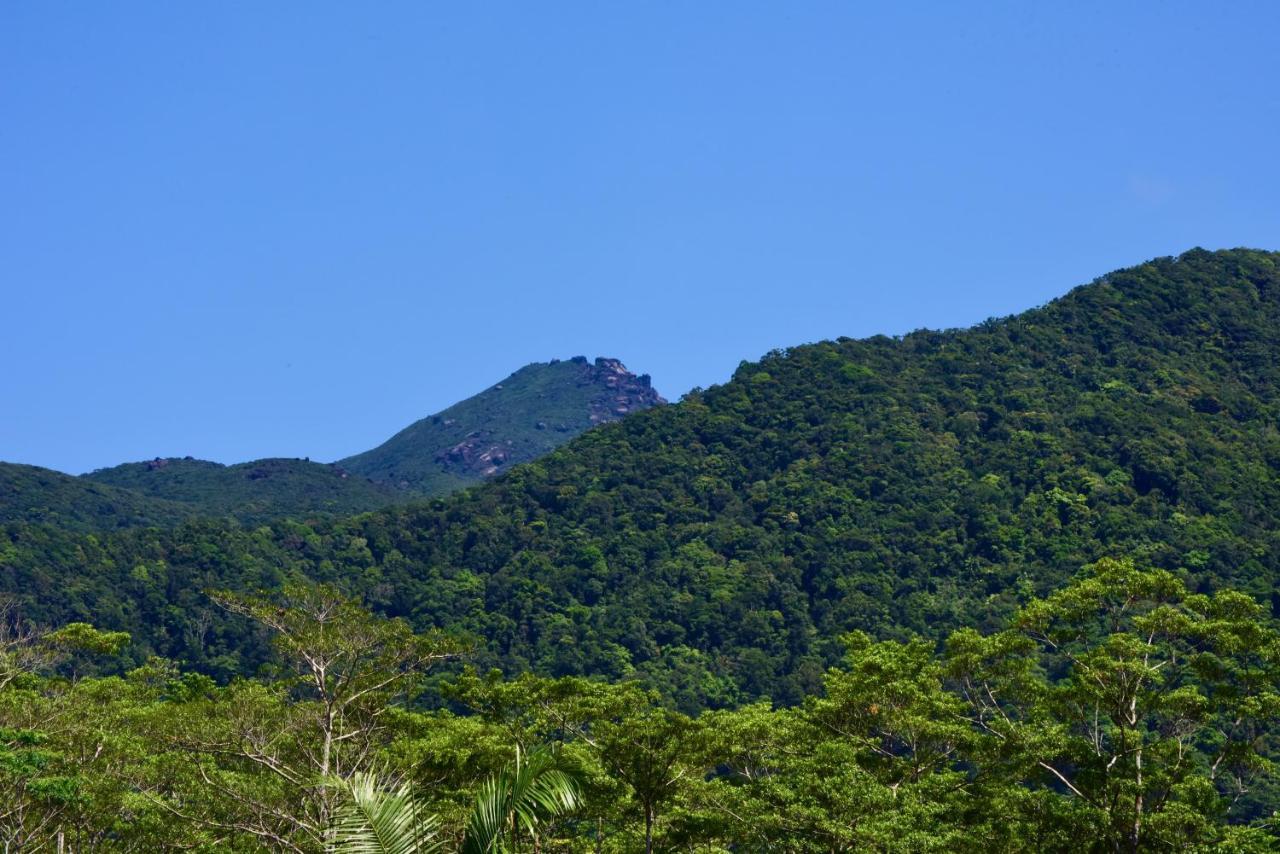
[4, 248, 1280, 848]
[85, 458, 404, 526]
[3, 249, 1278, 712]
[2, 561, 1277, 851]
[0, 457, 409, 534]
[0, 357, 663, 532]
[0, 463, 197, 532]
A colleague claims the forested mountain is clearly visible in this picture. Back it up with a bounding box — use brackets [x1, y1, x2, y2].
[338, 356, 665, 493]
[1, 357, 663, 530]
[0, 463, 194, 531]
[81, 457, 403, 526]
[2, 248, 1279, 712]
[5, 247, 1280, 850]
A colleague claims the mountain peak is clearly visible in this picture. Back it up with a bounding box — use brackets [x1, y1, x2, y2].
[337, 356, 665, 491]
[2, 356, 665, 531]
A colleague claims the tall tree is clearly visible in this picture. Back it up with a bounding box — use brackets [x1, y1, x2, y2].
[146, 585, 458, 851]
[947, 557, 1280, 851]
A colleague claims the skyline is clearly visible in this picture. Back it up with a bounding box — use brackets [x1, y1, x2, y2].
[4, 3, 1279, 473]
[9, 244, 1258, 475]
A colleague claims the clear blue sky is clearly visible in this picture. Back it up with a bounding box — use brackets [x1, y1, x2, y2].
[4, 3, 1278, 474]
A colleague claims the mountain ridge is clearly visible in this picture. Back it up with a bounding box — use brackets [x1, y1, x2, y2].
[2, 248, 1278, 710]
[1, 356, 664, 530]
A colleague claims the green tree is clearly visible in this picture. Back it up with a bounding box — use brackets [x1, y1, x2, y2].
[590, 708, 695, 854]
[146, 585, 460, 851]
[461, 746, 581, 854]
[947, 557, 1280, 851]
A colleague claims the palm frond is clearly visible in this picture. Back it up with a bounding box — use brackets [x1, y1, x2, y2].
[462, 746, 582, 854]
[330, 772, 443, 854]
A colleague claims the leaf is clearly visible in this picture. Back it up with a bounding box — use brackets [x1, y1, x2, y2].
[330, 772, 442, 854]
[462, 745, 582, 854]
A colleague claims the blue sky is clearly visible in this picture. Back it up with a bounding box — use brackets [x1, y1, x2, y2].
[3, 2, 1278, 474]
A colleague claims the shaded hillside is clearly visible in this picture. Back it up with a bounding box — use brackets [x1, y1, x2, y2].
[2, 357, 663, 530]
[0, 463, 193, 531]
[3, 249, 1279, 711]
[83, 457, 403, 525]
[338, 356, 665, 493]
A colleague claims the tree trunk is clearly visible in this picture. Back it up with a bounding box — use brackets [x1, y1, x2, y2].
[1131, 744, 1143, 853]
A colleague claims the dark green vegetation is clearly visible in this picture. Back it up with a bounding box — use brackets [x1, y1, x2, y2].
[4, 247, 1280, 848]
[3, 563, 1277, 851]
[4, 248, 1279, 709]
[339, 357, 665, 494]
[84, 457, 403, 526]
[0, 463, 193, 532]
[0, 357, 663, 530]
[0, 457, 401, 533]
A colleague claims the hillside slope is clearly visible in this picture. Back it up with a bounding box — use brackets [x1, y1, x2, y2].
[82, 457, 403, 525]
[0, 463, 193, 532]
[3, 357, 663, 529]
[338, 356, 665, 493]
[3, 249, 1278, 710]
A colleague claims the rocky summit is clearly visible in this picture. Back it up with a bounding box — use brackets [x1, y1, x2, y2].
[2, 356, 664, 529]
[339, 355, 665, 491]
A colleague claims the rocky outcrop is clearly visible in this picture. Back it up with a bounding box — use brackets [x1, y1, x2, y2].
[435, 432, 514, 476]
[339, 355, 666, 493]
[428, 357, 665, 481]
[583, 357, 665, 425]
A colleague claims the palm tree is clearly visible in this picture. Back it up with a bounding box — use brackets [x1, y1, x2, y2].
[329, 772, 443, 854]
[461, 746, 582, 854]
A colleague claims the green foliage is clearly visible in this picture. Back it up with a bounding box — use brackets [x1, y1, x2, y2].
[948, 557, 1280, 849]
[461, 746, 581, 854]
[0, 462, 193, 531]
[44, 622, 131, 656]
[6, 249, 1280, 706]
[84, 457, 406, 525]
[0, 563, 1277, 849]
[330, 772, 443, 854]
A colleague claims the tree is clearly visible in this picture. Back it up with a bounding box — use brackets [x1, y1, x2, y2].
[591, 708, 695, 854]
[0, 596, 53, 691]
[210, 584, 457, 784]
[145, 585, 459, 851]
[947, 557, 1280, 851]
[461, 746, 581, 853]
[686, 642, 987, 852]
[444, 671, 700, 853]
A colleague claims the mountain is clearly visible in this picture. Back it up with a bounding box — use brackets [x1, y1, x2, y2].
[80, 457, 402, 526]
[0, 462, 193, 532]
[3, 248, 1278, 710]
[338, 356, 665, 493]
[2, 356, 663, 529]
[0, 456, 406, 533]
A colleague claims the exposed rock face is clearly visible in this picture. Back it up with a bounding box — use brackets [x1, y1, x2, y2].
[427, 357, 666, 482]
[584, 357, 665, 426]
[435, 432, 513, 476]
